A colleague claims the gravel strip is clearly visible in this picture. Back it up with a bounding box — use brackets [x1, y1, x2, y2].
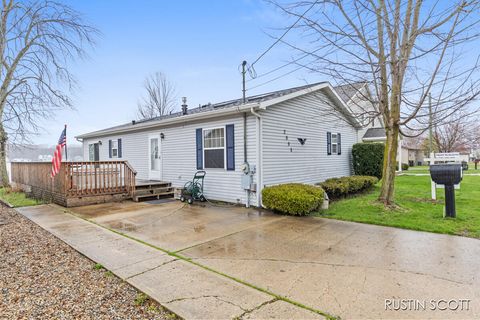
[0, 205, 178, 320]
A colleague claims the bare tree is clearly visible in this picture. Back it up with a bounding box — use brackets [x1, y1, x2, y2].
[0, 0, 97, 187]
[270, 0, 480, 205]
[137, 72, 177, 119]
[434, 115, 480, 153]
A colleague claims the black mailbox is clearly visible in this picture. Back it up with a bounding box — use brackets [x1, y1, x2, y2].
[430, 164, 462, 185]
[429, 163, 463, 218]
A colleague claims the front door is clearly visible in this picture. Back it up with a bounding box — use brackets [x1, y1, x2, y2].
[93, 143, 100, 161]
[89, 143, 100, 161]
[148, 134, 162, 180]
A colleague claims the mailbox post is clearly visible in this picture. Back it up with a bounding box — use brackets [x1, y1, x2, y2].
[429, 164, 462, 218]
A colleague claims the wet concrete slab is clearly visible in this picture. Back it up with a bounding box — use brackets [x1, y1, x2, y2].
[243, 300, 324, 319]
[128, 259, 274, 319]
[182, 217, 480, 319]
[17, 204, 175, 274]
[71, 201, 286, 252]
[18, 204, 319, 319]
[62, 201, 480, 318]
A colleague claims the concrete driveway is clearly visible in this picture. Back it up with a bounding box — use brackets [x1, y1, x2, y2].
[72, 200, 480, 319]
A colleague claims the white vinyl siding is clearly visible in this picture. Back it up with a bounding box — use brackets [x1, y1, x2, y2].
[261, 91, 357, 187]
[82, 114, 258, 206]
[81, 89, 359, 206]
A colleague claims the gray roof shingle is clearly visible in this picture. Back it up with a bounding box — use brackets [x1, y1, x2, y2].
[78, 81, 363, 138]
[363, 127, 386, 139]
[334, 82, 367, 104]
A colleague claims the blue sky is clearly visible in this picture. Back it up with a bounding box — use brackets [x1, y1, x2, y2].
[36, 0, 321, 145]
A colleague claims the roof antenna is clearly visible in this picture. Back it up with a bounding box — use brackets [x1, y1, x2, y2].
[241, 60, 247, 103]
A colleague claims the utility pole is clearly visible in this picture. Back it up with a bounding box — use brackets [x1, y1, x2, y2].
[241, 60, 247, 103]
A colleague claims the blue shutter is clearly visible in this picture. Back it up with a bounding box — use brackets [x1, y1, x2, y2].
[327, 132, 332, 155]
[196, 128, 203, 169]
[337, 133, 341, 155]
[118, 139, 122, 158]
[226, 124, 235, 171]
[108, 140, 112, 158]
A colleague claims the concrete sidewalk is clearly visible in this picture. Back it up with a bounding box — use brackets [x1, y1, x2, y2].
[17, 204, 325, 320]
[70, 200, 480, 319]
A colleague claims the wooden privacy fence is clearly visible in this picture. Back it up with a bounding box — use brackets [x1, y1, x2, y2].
[11, 161, 137, 198]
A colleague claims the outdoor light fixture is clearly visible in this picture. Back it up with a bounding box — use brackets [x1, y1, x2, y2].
[160, 133, 165, 139]
[98, 140, 102, 145]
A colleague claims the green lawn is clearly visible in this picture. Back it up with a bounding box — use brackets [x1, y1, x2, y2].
[406, 165, 430, 174]
[0, 188, 42, 207]
[403, 163, 480, 175]
[316, 175, 480, 238]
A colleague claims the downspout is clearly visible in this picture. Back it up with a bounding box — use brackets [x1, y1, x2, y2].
[250, 106, 262, 207]
[243, 112, 247, 163]
[243, 112, 249, 208]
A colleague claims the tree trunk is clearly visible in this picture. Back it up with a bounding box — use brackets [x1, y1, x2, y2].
[0, 125, 10, 188]
[379, 124, 399, 205]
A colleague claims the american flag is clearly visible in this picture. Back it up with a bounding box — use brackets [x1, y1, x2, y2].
[51, 126, 67, 178]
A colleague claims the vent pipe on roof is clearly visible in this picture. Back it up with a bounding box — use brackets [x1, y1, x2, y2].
[181, 97, 188, 115]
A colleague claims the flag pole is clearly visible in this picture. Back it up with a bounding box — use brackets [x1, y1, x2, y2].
[64, 124, 68, 162]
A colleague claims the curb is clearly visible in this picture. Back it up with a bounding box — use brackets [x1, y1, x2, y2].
[0, 198, 14, 208]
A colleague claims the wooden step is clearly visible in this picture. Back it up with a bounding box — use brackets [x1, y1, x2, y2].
[135, 186, 173, 196]
[136, 182, 172, 190]
[136, 180, 171, 188]
[133, 191, 174, 202]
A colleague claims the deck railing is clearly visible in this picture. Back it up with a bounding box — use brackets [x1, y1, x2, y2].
[11, 161, 137, 198]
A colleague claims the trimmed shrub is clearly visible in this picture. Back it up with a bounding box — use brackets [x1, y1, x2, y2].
[262, 183, 325, 216]
[319, 175, 378, 199]
[396, 163, 409, 171]
[352, 143, 384, 179]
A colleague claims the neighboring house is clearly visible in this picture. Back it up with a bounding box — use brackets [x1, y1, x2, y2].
[361, 127, 426, 166]
[401, 145, 425, 166]
[336, 82, 428, 168]
[76, 82, 365, 207]
[400, 139, 426, 166]
[335, 82, 384, 142]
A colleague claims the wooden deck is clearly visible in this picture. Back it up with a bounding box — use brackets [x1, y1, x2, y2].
[11, 161, 138, 207]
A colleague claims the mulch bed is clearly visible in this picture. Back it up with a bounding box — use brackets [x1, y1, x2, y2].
[0, 205, 177, 320]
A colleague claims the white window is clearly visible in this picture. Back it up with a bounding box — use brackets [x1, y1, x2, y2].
[203, 127, 225, 169]
[111, 140, 118, 158]
[331, 133, 338, 154]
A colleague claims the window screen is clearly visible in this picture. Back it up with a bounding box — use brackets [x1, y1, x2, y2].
[203, 128, 225, 168]
[331, 134, 338, 154]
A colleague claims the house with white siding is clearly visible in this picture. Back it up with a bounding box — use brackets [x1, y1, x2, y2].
[76, 81, 376, 207]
